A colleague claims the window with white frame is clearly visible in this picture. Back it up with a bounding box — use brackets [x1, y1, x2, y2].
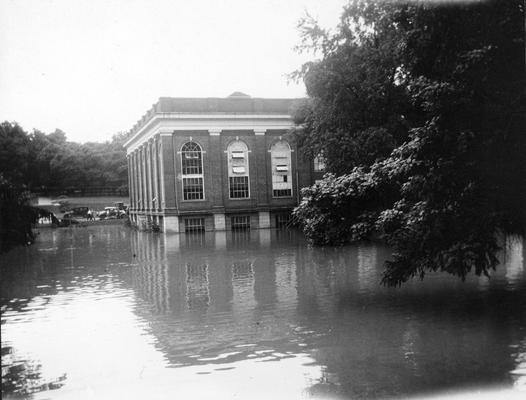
[231, 215, 250, 230]
[227, 140, 250, 199]
[185, 217, 205, 232]
[181, 142, 204, 200]
[271, 141, 292, 197]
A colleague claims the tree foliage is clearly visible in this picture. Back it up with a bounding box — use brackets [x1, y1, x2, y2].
[0, 122, 129, 192]
[0, 122, 129, 252]
[0, 176, 39, 253]
[293, 0, 525, 286]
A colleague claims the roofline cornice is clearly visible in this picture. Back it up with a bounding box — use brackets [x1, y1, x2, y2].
[123, 113, 294, 149]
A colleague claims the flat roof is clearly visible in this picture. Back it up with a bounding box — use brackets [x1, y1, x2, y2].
[127, 95, 302, 141]
[155, 96, 299, 114]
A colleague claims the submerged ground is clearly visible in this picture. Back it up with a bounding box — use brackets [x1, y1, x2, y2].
[1, 226, 525, 399]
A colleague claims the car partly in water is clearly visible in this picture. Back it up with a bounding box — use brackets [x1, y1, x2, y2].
[97, 207, 126, 219]
[62, 207, 90, 220]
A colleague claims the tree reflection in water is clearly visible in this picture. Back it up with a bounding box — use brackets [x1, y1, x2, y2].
[1, 227, 524, 398]
[129, 230, 526, 397]
[1, 346, 66, 396]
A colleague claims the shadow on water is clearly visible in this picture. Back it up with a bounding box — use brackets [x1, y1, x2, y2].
[128, 230, 525, 398]
[1, 226, 525, 399]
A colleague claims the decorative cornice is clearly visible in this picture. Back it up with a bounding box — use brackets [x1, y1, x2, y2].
[124, 114, 295, 153]
[123, 113, 293, 150]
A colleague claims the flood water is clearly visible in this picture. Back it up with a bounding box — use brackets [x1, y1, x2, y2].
[1, 226, 525, 400]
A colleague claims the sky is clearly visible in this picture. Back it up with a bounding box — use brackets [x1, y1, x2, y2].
[0, 0, 347, 143]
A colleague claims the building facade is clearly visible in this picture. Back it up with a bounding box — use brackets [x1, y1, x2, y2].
[124, 93, 324, 232]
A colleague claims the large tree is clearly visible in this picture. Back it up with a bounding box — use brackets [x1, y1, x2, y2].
[293, 0, 525, 286]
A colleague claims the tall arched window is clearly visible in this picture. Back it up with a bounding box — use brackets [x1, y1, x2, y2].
[270, 141, 292, 198]
[181, 142, 204, 200]
[227, 140, 250, 199]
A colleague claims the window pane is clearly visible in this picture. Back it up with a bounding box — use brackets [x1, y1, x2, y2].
[231, 151, 245, 159]
[270, 140, 292, 198]
[182, 142, 203, 175]
[229, 176, 249, 199]
[185, 218, 205, 232]
[183, 177, 204, 200]
[231, 215, 250, 230]
[273, 189, 292, 197]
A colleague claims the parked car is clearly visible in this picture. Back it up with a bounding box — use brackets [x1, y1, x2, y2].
[113, 202, 128, 211]
[98, 207, 126, 219]
[62, 207, 89, 219]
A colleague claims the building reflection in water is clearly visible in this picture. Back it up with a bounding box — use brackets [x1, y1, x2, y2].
[128, 230, 526, 397]
[186, 263, 209, 311]
[128, 230, 303, 364]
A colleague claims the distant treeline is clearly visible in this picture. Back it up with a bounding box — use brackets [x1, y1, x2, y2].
[0, 121, 129, 253]
[0, 121, 129, 194]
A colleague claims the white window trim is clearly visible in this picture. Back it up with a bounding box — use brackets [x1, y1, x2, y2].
[181, 142, 205, 201]
[270, 141, 293, 198]
[227, 141, 250, 200]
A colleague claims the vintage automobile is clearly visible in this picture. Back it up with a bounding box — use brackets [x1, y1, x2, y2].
[113, 202, 128, 211]
[62, 207, 90, 220]
[97, 207, 126, 219]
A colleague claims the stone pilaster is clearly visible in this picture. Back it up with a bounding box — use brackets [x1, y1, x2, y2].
[139, 147, 145, 211]
[208, 129, 224, 207]
[134, 150, 140, 210]
[126, 155, 132, 209]
[254, 129, 269, 207]
[152, 136, 160, 211]
[160, 133, 177, 210]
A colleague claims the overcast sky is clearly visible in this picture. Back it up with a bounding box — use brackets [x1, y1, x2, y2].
[0, 0, 346, 143]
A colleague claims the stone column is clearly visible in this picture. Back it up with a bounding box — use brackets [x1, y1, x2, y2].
[145, 143, 150, 211]
[130, 152, 137, 210]
[138, 147, 144, 211]
[160, 132, 179, 233]
[133, 150, 140, 210]
[152, 136, 160, 211]
[145, 144, 151, 212]
[158, 137, 166, 210]
[141, 145, 148, 211]
[126, 155, 132, 209]
[147, 140, 154, 211]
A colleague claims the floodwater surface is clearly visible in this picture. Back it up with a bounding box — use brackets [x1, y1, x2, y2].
[1, 226, 525, 399]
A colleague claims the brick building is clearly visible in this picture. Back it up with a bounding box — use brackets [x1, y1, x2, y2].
[124, 92, 325, 232]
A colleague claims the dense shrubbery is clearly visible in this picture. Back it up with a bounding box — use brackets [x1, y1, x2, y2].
[293, 0, 525, 286]
[0, 176, 39, 253]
